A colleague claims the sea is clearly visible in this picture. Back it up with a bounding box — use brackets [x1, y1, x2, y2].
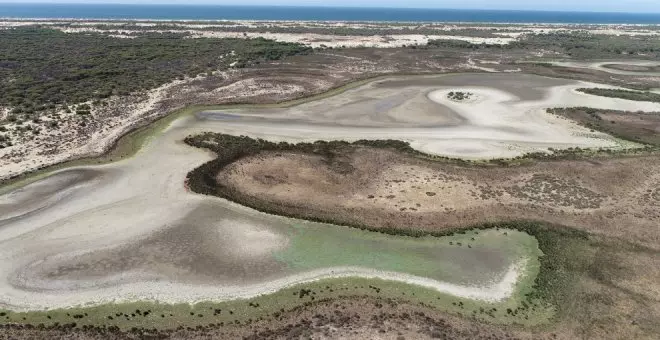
[1, 4, 660, 24]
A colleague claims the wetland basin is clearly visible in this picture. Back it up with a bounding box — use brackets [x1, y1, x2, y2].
[0, 73, 654, 312]
[198, 73, 658, 159]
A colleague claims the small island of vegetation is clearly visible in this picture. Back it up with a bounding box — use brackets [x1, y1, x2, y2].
[447, 91, 473, 101]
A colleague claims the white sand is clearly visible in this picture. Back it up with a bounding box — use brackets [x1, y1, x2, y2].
[0, 107, 9, 121]
[3, 262, 525, 311]
[220, 220, 289, 258]
[53, 26, 515, 47]
[0, 76, 195, 182]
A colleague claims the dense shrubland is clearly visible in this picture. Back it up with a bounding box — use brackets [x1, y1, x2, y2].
[0, 27, 311, 117]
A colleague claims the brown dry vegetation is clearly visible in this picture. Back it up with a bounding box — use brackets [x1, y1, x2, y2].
[549, 107, 660, 146]
[0, 297, 549, 340]
[218, 148, 660, 250]
[177, 127, 660, 339]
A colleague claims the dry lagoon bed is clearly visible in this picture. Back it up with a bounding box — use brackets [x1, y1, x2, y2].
[0, 73, 659, 336]
[198, 73, 657, 159]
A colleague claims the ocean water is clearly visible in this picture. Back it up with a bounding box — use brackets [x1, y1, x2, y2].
[1, 4, 660, 24]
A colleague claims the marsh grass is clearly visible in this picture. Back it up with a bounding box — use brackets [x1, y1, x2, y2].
[576, 88, 660, 103]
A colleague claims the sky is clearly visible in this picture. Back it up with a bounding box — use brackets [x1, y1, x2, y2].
[2, 0, 660, 13]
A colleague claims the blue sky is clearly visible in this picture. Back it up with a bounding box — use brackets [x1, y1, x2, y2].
[2, 0, 660, 13]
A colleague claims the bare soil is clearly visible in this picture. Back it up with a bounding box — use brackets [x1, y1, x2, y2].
[218, 148, 660, 250]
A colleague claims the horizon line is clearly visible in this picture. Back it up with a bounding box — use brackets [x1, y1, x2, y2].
[1, 2, 660, 16]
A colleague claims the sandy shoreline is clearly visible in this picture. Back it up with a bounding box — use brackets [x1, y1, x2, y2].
[1, 262, 525, 311]
[0, 77, 194, 183]
[54, 26, 516, 47]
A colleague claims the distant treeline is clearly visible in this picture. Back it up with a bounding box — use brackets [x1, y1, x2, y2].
[428, 31, 660, 59]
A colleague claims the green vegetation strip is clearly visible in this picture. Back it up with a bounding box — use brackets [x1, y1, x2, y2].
[576, 88, 660, 103]
[0, 276, 546, 330]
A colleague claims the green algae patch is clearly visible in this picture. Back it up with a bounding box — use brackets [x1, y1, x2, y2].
[276, 226, 539, 287]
